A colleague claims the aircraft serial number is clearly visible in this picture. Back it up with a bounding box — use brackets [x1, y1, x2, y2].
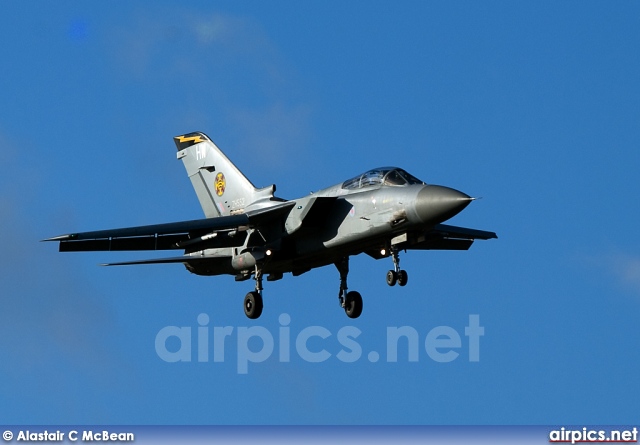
[231, 198, 245, 208]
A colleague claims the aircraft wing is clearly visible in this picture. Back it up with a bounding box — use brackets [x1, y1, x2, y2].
[366, 223, 497, 259]
[430, 223, 497, 241]
[408, 223, 497, 251]
[43, 201, 295, 252]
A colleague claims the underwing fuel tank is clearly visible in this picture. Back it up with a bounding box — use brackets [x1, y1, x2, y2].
[231, 251, 265, 271]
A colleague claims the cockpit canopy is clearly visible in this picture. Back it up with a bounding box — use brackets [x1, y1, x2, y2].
[341, 167, 425, 190]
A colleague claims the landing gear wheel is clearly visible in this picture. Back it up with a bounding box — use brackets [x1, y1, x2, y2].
[344, 291, 363, 319]
[397, 270, 408, 287]
[386, 270, 397, 286]
[244, 291, 263, 319]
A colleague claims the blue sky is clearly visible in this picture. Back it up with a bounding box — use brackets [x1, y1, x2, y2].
[1, 1, 639, 425]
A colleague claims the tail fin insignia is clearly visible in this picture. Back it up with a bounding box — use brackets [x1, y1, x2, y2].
[215, 172, 226, 196]
[174, 133, 207, 151]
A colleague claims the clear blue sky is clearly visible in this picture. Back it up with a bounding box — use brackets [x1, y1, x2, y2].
[1, 1, 639, 425]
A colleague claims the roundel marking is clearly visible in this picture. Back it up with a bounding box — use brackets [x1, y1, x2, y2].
[215, 172, 226, 196]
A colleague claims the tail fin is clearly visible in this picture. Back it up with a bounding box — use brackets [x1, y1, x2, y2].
[175, 132, 277, 218]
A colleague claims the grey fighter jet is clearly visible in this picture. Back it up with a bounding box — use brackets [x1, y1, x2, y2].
[45, 132, 497, 319]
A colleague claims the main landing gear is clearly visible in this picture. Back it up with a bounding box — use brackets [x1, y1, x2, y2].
[243, 265, 264, 319]
[243, 258, 364, 320]
[242, 258, 363, 320]
[386, 248, 408, 287]
[336, 257, 363, 319]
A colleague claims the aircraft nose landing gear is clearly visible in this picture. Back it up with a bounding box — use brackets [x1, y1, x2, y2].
[386, 248, 408, 287]
[335, 257, 363, 319]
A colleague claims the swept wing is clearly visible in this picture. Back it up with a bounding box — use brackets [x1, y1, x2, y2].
[407, 223, 497, 251]
[43, 201, 295, 252]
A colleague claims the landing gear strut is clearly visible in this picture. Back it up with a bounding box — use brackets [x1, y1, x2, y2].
[335, 257, 363, 318]
[244, 265, 264, 319]
[386, 247, 408, 287]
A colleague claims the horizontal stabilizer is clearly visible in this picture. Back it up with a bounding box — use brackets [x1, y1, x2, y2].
[102, 256, 213, 267]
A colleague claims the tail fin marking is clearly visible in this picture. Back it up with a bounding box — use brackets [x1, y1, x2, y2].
[175, 132, 275, 218]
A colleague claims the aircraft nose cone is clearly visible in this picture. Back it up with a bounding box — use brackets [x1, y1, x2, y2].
[415, 185, 473, 224]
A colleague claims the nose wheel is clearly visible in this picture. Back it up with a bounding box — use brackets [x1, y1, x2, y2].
[386, 248, 408, 287]
[386, 269, 408, 286]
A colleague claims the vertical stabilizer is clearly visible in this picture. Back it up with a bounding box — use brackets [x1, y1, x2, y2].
[175, 132, 275, 218]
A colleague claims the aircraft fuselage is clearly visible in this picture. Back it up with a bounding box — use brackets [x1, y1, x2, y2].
[186, 182, 472, 278]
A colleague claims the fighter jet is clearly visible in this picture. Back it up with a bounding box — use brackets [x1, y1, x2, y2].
[44, 132, 497, 319]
